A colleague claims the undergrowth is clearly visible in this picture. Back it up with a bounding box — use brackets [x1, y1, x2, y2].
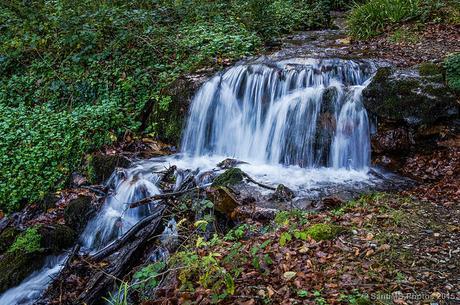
[348, 0, 459, 39]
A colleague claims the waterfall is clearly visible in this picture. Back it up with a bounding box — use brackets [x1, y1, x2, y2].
[0, 58, 378, 305]
[182, 58, 374, 170]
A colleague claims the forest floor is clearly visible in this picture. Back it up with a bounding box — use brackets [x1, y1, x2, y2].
[148, 146, 459, 305]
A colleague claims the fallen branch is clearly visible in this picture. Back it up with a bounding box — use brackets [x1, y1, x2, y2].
[77, 205, 166, 305]
[129, 187, 204, 209]
[91, 205, 165, 261]
[243, 174, 276, 190]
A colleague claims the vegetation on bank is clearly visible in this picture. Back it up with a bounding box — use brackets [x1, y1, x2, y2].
[347, 0, 459, 39]
[0, 0, 334, 212]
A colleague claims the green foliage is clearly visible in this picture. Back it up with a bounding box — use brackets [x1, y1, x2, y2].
[445, 53, 460, 92]
[132, 261, 165, 291]
[0, 0, 332, 212]
[347, 0, 456, 39]
[8, 226, 42, 254]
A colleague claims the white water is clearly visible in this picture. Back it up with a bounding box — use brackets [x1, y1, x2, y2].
[182, 59, 374, 170]
[0, 58, 378, 304]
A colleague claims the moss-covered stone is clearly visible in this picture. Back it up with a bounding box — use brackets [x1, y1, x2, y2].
[0, 252, 44, 293]
[211, 168, 245, 187]
[271, 184, 295, 202]
[363, 66, 458, 125]
[0, 227, 20, 254]
[39, 224, 76, 252]
[305, 223, 343, 241]
[64, 196, 94, 232]
[418, 62, 443, 77]
[87, 153, 130, 184]
[207, 187, 239, 217]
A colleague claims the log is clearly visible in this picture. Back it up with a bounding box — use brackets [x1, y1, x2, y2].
[77, 204, 166, 305]
[91, 206, 164, 261]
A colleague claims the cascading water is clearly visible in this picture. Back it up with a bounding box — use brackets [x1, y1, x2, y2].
[81, 164, 162, 251]
[182, 58, 374, 170]
[0, 162, 164, 305]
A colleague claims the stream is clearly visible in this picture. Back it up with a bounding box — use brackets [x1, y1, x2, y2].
[0, 55, 401, 304]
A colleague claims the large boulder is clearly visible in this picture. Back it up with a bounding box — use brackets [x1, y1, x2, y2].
[88, 153, 130, 184]
[363, 64, 458, 125]
[64, 196, 95, 232]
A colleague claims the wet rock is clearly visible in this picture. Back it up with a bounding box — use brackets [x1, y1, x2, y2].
[70, 172, 88, 187]
[88, 153, 131, 184]
[64, 196, 94, 232]
[371, 126, 414, 154]
[363, 65, 458, 125]
[0, 252, 44, 293]
[211, 168, 245, 188]
[217, 158, 248, 169]
[0, 227, 19, 253]
[270, 184, 295, 202]
[145, 73, 209, 145]
[39, 193, 60, 212]
[39, 224, 76, 253]
[207, 187, 239, 218]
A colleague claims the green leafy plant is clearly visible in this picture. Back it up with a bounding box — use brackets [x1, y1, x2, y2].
[132, 261, 166, 291]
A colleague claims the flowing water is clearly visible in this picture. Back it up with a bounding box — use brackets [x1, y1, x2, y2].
[182, 58, 374, 170]
[0, 58, 380, 304]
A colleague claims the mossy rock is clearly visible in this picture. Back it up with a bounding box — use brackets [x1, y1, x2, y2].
[64, 196, 94, 232]
[206, 187, 239, 217]
[0, 227, 20, 254]
[87, 153, 130, 184]
[211, 168, 245, 188]
[0, 252, 44, 293]
[418, 62, 443, 77]
[39, 224, 76, 252]
[271, 184, 295, 202]
[305, 223, 343, 241]
[363, 66, 458, 125]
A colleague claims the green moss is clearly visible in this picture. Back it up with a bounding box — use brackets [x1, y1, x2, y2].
[0, 228, 20, 253]
[305, 223, 343, 241]
[39, 225, 76, 252]
[211, 168, 245, 187]
[8, 226, 42, 254]
[418, 62, 443, 76]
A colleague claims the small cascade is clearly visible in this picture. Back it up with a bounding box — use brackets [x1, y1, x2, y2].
[81, 164, 162, 251]
[182, 58, 375, 170]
